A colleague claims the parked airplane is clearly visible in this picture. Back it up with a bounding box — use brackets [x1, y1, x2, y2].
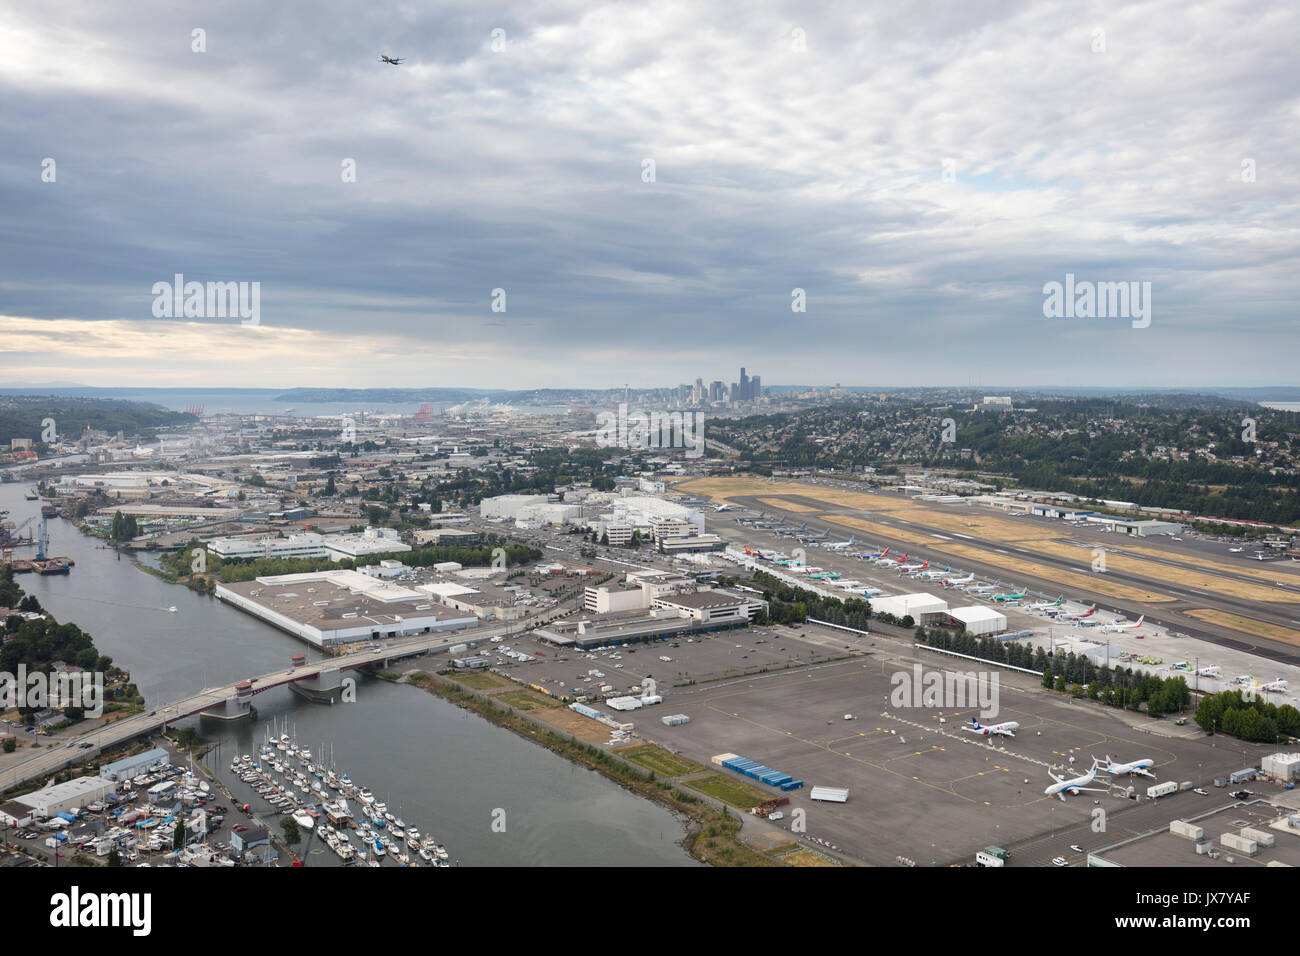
[796, 529, 831, 543]
[1100, 615, 1145, 633]
[963, 579, 1001, 595]
[1196, 665, 1222, 677]
[943, 571, 975, 587]
[1024, 595, 1064, 611]
[1060, 604, 1097, 620]
[713, 503, 736, 512]
[898, 559, 930, 573]
[918, 564, 952, 580]
[962, 717, 1019, 738]
[992, 589, 1028, 603]
[873, 550, 904, 566]
[863, 547, 890, 561]
[1100, 755, 1156, 779]
[1259, 677, 1289, 693]
[1228, 546, 1243, 553]
[1044, 759, 1107, 801]
[822, 537, 856, 551]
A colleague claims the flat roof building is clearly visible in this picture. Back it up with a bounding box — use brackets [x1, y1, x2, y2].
[100, 747, 170, 783]
[216, 569, 477, 648]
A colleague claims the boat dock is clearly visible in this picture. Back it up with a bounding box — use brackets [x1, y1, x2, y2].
[7, 556, 75, 574]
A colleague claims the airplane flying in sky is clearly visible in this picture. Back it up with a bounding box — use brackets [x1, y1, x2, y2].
[1100, 615, 1145, 633]
[1044, 759, 1107, 801]
[822, 536, 855, 551]
[1099, 755, 1156, 778]
[962, 717, 1019, 737]
[379, 54, 404, 64]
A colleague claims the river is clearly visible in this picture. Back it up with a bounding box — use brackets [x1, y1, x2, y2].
[0, 483, 697, 866]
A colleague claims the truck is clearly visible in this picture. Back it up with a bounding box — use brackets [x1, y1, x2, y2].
[976, 846, 1009, 867]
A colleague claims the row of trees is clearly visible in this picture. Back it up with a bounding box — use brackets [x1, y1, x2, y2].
[914, 625, 1192, 715]
[752, 571, 871, 630]
[1195, 690, 1300, 742]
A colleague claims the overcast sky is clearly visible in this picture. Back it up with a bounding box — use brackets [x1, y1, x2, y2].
[1, 0, 1296, 390]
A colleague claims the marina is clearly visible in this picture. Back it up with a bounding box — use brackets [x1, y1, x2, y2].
[226, 721, 452, 867]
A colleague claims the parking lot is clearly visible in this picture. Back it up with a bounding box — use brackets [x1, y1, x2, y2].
[470, 619, 1279, 866]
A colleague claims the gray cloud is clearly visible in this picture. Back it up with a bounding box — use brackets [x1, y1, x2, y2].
[0, 0, 1296, 387]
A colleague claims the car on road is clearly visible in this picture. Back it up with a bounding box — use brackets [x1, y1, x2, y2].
[1193, 788, 1208, 795]
[1051, 857, 1068, 866]
[1069, 844, 1083, 853]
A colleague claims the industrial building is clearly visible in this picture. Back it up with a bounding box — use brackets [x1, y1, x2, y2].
[99, 747, 170, 783]
[479, 494, 584, 526]
[216, 569, 477, 647]
[412, 528, 481, 546]
[947, 606, 1007, 636]
[870, 592, 949, 623]
[1262, 753, 1300, 781]
[650, 589, 762, 625]
[206, 525, 411, 562]
[10, 776, 115, 818]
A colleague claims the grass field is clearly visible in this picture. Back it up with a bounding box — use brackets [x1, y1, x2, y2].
[1184, 609, 1300, 646]
[619, 744, 707, 778]
[532, 706, 614, 744]
[1119, 542, 1300, 590]
[499, 690, 561, 711]
[686, 773, 772, 809]
[755, 496, 819, 512]
[775, 848, 841, 867]
[935, 542, 1177, 603]
[447, 671, 513, 691]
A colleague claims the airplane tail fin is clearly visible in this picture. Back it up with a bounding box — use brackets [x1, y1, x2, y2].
[1135, 615, 1144, 626]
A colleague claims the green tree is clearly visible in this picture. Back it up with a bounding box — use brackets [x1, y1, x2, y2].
[281, 818, 301, 846]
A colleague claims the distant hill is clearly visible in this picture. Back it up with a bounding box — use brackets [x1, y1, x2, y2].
[0, 396, 193, 443]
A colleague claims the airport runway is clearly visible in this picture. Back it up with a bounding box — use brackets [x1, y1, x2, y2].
[708, 486, 1300, 668]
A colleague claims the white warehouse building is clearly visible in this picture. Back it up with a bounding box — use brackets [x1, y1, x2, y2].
[870, 592, 949, 623]
[948, 606, 1008, 636]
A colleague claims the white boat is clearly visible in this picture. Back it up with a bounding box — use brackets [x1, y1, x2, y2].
[292, 810, 314, 830]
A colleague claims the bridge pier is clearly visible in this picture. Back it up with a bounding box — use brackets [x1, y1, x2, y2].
[199, 695, 255, 721]
[289, 667, 345, 704]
